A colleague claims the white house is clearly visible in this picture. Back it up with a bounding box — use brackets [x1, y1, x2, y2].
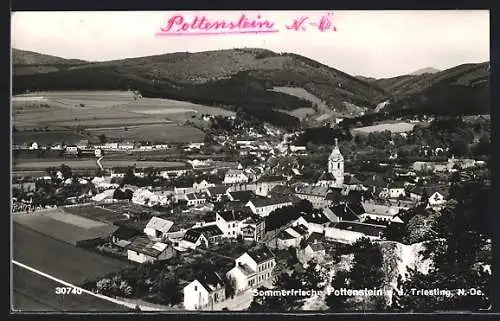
[181, 225, 224, 249]
[254, 176, 286, 197]
[127, 237, 175, 263]
[276, 225, 309, 250]
[380, 182, 406, 199]
[118, 142, 134, 150]
[143, 216, 174, 240]
[360, 202, 400, 223]
[132, 188, 170, 207]
[427, 191, 447, 210]
[245, 197, 293, 217]
[324, 221, 385, 244]
[185, 192, 207, 207]
[302, 233, 326, 262]
[183, 271, 226, 310]
[223, 169, 249, 185]
[193, 179, 215, 192]
[226, 247, 276, 294]
[29, 142, 39, 150]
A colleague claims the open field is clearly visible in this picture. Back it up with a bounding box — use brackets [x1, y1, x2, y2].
[87, 123, 205, 143]
[12, 264, 130, 312]
[351, 122, 417, 134]
[63, 205, 130, 224]
[13, 223, 130, 284]
[13, 91, 233, 130]
[14, 211, 119, 245]
[13, 159, 187, 170]
[13, 131, 88, 145]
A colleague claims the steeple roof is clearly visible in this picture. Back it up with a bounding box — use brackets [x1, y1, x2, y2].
[329, 138, 344, 161]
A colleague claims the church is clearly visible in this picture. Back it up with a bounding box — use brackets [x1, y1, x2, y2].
[316, 138, 344, 189]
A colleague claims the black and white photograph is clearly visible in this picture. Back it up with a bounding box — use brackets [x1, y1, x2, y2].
[10, 10, 492, 313]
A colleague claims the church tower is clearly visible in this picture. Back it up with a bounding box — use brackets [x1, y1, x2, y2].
[328, 138, 344, 187]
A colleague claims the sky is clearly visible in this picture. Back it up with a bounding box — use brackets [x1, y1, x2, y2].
[11, 10, 489, 78]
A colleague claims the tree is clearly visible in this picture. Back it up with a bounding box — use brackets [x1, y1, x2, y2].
[326, 270, 350, 311]
[59, 164, 73, 180]
[393, 181, 492, 312]
[348, 238, 385, 289]
[98, 134, 107, 144]
[224, 276, 237, 299]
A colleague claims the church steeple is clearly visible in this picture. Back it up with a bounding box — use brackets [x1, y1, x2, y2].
[327, 137, 344, 188]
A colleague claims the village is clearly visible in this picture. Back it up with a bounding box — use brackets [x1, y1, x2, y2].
[11, 118, 490, 311]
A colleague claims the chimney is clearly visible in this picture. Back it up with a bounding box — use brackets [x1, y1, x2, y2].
[314, 239, 318, 244]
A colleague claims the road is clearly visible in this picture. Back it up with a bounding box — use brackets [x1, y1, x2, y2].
[212, 288, 254, 311]
[12, 263, 130, 312]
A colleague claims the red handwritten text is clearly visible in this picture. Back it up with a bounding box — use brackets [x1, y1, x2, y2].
[156, 12, 338, 36]
[157, 14, 278, 35]
[288, 12, 337, 32]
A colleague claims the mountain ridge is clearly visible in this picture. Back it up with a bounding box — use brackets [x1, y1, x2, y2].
[12, 48, 490, 125]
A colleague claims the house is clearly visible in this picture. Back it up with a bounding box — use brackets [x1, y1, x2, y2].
[294, 185, 330, 209]
[426, 190, 448, 209]
[410, 186, 448, 208]
[118, 142, 134, 150]
[380, 181, 406, 199]
[254, 176, 286, 197]
[206, 185, 228, 202]
[29, 142, 39, 150]
[110, 167, 129, 178]
[159, 165, 190, 179]
[112, 226, 143, 248]
[181, 225, 224, 249]
[276, 224, 309, 249]
[215, 210, 265, 241]
[245, 197, 294, 217]
[292, 212, 331, 234]
[325, 221, 386, 244]
[132, 188, 169, 207]
[323, 203, 364, 223]
[223, 169, 249, 185]
[226, 247, 276, 293]
[185, 192, 207, 207]
[174, 183, 195, 200]
[126, 236, 175, 263]
[302, 232, 326, 262]
[240, 216, 266, 242]
[343, 175, 366, 192]
[144, 216, 174, 241]
[215, 210, 247, 238]
[64, 145, 79, 155]
[193, 179, 215, 192]
[360, 202, 400, 223]
[183, 270, 226, 310]
[361, 174, 386, 194]
[226, 190, 256, 202]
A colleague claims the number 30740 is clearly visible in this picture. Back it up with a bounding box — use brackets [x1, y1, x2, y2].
[55, 287, 83, 295]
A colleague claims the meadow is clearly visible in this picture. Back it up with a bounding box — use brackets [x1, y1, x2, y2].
[351, 122, 417, 134]
[12, 91, 233, 143]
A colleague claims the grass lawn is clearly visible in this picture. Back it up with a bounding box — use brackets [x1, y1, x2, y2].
[12, 264, 131, 312]
[13, 223, 131, 285]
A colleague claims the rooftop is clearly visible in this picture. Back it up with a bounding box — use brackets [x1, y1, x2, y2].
[145, 216, 174, 233]
[228, 190, 256, 202]
[127, 236, 169, 257]
[330, 221, 386, 237]
[247, 246, 275, 264]
[295, 185, 329, 197]
[249, 196, 294, 208]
